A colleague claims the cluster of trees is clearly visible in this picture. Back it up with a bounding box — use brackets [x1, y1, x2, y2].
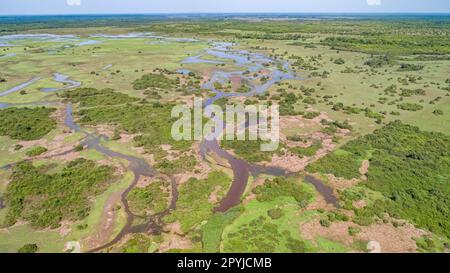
[290, 142, 322, 158]
[0, 107, 56, 141]
[397, 103, 424, 111]
[59, 87, 138, 107]
[25, 146, 48, 157]
[364, 55, 395, 68]
[323, 34, 450, 55]
[223, 215, 310, 253]
[132, 74, 176, 90]
[309, 121, 450, 240]
[164, 171, 231, 233]
[221, 137, 281, 163]
[127, 180, 170, 217]
[253, 177, 313, 207]
[3, 158, 116, 229]
[398, 63, 424, 72]
[154, 155, 197, 175]
[65, 89, 191, 160]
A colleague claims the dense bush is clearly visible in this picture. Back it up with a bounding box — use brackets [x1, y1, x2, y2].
[25, 146, 48, 157]
[221, 138, 281, 163]
[3, 158, 116, 229]
[309, 121, 450, 239]
[18, 244, 38, 253]
[306, 151, 362, 179]
[164, 171, 231, 233]
[154, 155, 197, 175]
[60, 88, 138, 107]
[77, 102, 191, 160]
[290, 142, 322, 158]
[133, 74, 176, 90]
[303, 111, 320, 119]
[253, 177, 313, 207]
[397, 103, 423, 111]
[364, 55, 395, 68]
[0, 107, 56, 141]
[398, 63, 424, 71]
[127, 180, 170, 216]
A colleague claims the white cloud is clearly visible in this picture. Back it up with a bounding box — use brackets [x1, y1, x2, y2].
[67, 0, 81, 6]
[367, 0, 381, 6]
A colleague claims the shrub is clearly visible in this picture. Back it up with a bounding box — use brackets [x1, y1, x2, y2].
[132, 74, 176, 90]
[303, 111, 320, 119]
[334, 58, 345, 65]
[267, 208, 284, 220]
[348, 226, 361, 236]
[25, 146, 48, 157]
[433, 109, 444, 116]
[397, 103, 423, 111]
[3, 159, 116, 228]
[320, 219, 331, 227]
[398, 63, 424, 71]
[18, 244, 38, 253]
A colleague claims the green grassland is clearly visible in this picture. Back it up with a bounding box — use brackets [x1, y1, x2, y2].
[0, 16, 449, 253]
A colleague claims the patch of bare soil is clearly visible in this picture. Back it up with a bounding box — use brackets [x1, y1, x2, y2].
[172, 94, 196, 108]
[80, 190, 123, 252]
[15, 131, 72, 153]
[173, 142, 212, 185]
[242, 178, 265, 205]
[208, 186, 222, 204]
[136, 176, 158, 188]
[163, 221, 183, 235]
[262, 112, 350, 173]
[118, 133, 139, 144]
[64, 241, 81, 253]
[158, 233, 193, 253]
[357, 222, 427, 253]
[359, 160, 370, 180]
[305, 194, 336, 211]
[299, 216, 428, 253]
[58, 221, 73, 237]
[325, 174, 360, 191]
[88, 124, 115, 138]
[353, 200, 367, 209]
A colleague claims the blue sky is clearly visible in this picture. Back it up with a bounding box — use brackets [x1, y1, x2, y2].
[1, 0, 450, 15]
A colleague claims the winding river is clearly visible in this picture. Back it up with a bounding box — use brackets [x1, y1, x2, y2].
[194, 42, 337, 211]
[0, 35, 339, 251]
[65, 104, 179, 252]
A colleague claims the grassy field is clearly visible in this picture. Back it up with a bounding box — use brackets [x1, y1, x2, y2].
[1, 16, 449, 253]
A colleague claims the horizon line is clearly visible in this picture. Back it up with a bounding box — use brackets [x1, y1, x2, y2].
[2, 12, 450, 17]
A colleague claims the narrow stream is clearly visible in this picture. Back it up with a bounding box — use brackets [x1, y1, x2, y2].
[0, 77, 41, 97]
[194, 41, 337, 212]
[0, 35, 339, 252]
[65, 104, 179, 253]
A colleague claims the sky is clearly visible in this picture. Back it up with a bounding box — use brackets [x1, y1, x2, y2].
[1, 0, 450, 15]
